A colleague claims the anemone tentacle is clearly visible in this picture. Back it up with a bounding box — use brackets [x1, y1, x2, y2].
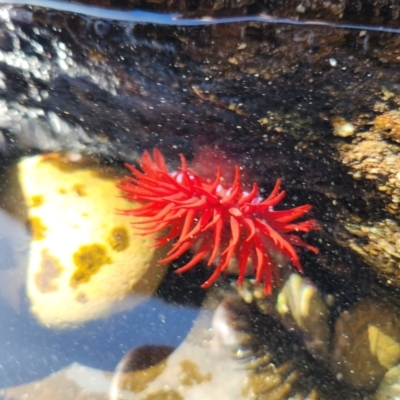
[119, 148, 320, 295]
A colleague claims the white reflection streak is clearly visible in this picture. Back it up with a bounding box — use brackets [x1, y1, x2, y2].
[0, 0, 400, 34]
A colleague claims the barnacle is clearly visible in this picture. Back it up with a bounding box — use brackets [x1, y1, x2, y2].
[119, 149, 319, 294]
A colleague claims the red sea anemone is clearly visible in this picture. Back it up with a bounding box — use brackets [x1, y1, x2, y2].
[118, 148, 320, 295]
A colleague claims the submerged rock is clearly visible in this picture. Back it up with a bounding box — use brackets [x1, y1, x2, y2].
[337, 118, 400, 287]
[0, 0, 399, 299]
[276, 273, 331, 362]
[374, 363, 400, 400]
[332, 298, 400, 391]
[1, 1, 400, 398]
[0, 0, 400, 294]
[0, 363, 112, 400]
[111, 286, 349, 400]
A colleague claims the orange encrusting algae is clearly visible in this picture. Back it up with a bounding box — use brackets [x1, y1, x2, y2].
[118, 148, 320, 295]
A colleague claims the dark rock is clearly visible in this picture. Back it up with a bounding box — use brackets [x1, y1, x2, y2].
[0, 1, 400, 297]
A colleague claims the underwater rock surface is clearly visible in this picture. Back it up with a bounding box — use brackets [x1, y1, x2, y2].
[1, 1, 400, 397]
[0, 0, 399, 297]
[332, 297, 400, 391]
[111, 286, 343, 400]
[0, 363, 112, 399]
[375, 363, 400, 400]
[337, 113, 400, 286]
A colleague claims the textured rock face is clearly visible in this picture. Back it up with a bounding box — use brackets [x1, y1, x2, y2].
[0, 0, 400, 317]
[1, 0, 400, 164]
[2, 3, 400, 397]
